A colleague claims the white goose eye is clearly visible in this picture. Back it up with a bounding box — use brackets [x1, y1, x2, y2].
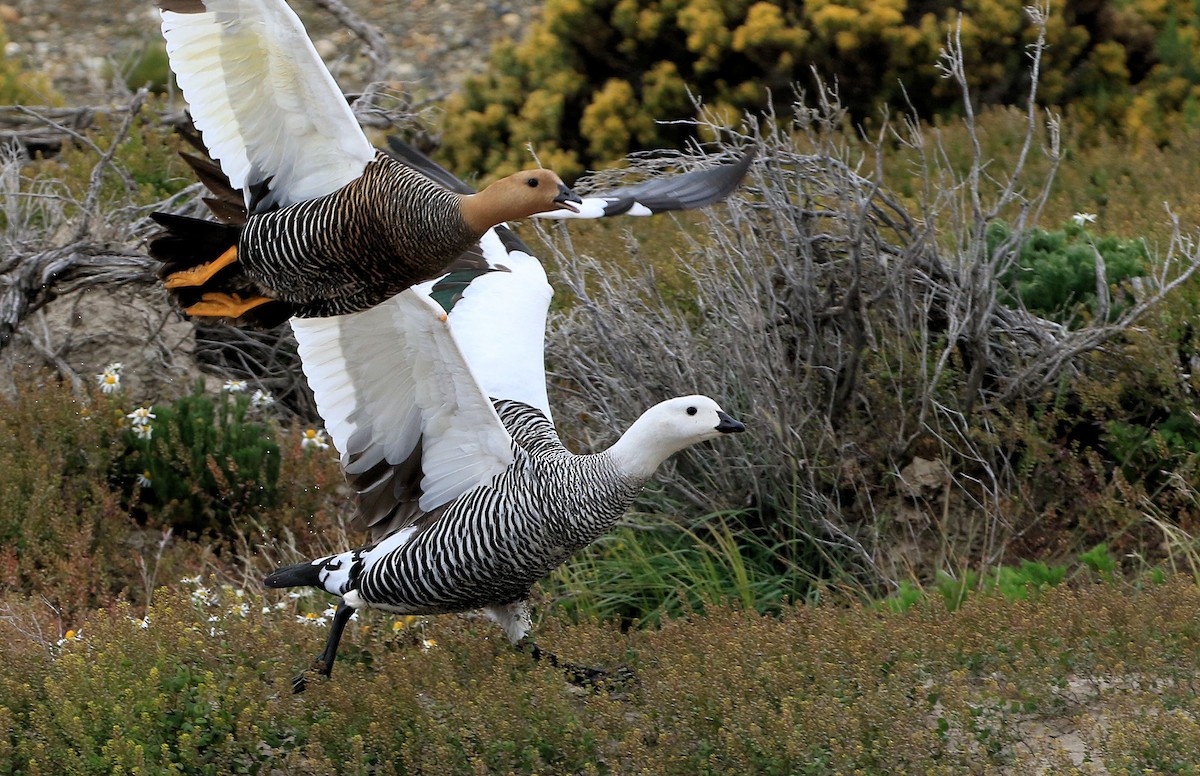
[686, 406, 697, 416]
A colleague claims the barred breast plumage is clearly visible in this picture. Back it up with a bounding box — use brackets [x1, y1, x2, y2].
[148, 0, 581, 328]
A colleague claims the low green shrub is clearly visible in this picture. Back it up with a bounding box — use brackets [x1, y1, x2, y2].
[114, 380, 283, 539]
[992, 218, 1149, 323]
[3, 579, 1199, 773]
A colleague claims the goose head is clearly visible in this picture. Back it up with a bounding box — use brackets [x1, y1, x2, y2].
[607, 395, 745, 480]
[461, 169, 582, 233]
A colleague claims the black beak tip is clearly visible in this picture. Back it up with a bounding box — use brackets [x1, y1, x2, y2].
[554, 183, 582, 212]
[715, 411, 746, 434]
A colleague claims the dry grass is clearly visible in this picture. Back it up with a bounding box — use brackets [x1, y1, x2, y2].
[2, 578, 1198, 773]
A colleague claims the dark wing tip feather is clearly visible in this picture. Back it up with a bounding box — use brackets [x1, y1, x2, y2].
[603, 148, 756, 214]
[157, 0, 208, 12]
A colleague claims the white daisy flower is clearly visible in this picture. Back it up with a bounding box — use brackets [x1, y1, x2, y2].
[132, 423, 153, 441]
[251, 389, 275, 407]
[97, 368, 121, 394]
[1071, 212, 1097, 226]
[301, 429, 329, 450]
[56, 628, 82, 646]
[136, 471, 152, 488]
[222, 379, 247, 393]
[126, 406, 156, 426]
[297, 612, 328, 626]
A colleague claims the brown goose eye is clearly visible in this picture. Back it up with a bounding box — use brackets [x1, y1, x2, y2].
[687, 406, 698, 416]
[526, 177, 539, 188]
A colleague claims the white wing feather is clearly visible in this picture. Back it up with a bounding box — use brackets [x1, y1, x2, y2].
[160, 0, 374, 208]
[415, 228, 554, 421]
[292, 291, 515, 513]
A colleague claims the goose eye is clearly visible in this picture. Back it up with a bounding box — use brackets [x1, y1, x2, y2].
[526, 177, 539, 188]
[686, 406, 698, 416]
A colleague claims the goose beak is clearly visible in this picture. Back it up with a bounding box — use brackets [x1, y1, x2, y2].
[715, 411, 746, 434]
[553, 183, 582, 213]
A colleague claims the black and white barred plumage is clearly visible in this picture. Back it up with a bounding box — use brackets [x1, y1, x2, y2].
[237, 152, 475, 317]
[268, 400, 644, 628]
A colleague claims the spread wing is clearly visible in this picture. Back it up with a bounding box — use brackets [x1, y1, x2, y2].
[291, 291, 515, 536]
[158, 0, 374, 210]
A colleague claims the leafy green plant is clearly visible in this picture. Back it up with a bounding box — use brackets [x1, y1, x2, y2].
[992, 218, 1149, 323]
[115, 381, 282, 539]
[1079, 543, 1118, 580]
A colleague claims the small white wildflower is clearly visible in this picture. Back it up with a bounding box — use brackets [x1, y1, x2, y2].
[222, 379, 247, 393]
[297, 612, 328, 626]
[300, 428, 329, 450]
[126, 406, 156, 426]
[139, 616, 150, 629]
[104, 362, 124, 373]
[288, 590, 313, 599]
[421, 638, 438, 651]
[96, 368, 121, 394]
[136, 471, 152, 488]
[274, 601, 288, 611]
[1071, 212, 1097, 226]
[251, 389, 275, 407]
[207, 614, 220, 623]
[322, 605, 338, 618]
[180, 575, 202, 586]
[232, 602, 249, 618]
[191, 586, 215, 606]
[132, 423, 153, 441]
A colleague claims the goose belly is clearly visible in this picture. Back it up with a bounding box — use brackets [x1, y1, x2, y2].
[353, 463, 640, 613]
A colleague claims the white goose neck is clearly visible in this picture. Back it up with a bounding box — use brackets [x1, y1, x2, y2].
[605, 414, 688, 481]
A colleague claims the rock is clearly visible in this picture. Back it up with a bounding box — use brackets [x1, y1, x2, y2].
[899, 456, 949, 499]
[0, 5, 19, 25]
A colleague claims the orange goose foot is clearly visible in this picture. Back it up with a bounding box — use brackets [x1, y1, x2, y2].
[163, 245, 238, 289]
[183, 292, 275, 319]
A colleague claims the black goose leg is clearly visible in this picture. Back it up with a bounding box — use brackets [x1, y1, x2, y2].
[293, 600, 355, 694]
[522, 641, 637, 691]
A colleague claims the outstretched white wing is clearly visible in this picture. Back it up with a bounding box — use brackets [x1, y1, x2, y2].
[292, 291, 515, 523]
[159, 0, 374, 209]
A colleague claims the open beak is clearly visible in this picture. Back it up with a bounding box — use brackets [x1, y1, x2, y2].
[715, 411, 746, 434]
[553, 183, 582, 213]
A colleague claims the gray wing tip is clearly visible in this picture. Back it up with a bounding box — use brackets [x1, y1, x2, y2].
[605, 148, 756, 215]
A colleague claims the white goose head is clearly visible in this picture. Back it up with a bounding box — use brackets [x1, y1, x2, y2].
[607, 395, 745, 480]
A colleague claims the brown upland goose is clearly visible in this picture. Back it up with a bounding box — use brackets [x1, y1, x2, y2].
[150, 0, 753, 327]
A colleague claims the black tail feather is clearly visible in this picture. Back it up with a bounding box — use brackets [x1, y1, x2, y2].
[148, 211, 294, 328]
[149, 211, 241, 277]
[264, 560, 324, 589]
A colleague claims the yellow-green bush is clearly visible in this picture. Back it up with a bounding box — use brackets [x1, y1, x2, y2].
[439, 0, 1200, 179]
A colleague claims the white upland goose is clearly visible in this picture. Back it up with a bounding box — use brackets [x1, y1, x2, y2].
[263, 141, 748, 690]
[150, 0, 753, 328]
